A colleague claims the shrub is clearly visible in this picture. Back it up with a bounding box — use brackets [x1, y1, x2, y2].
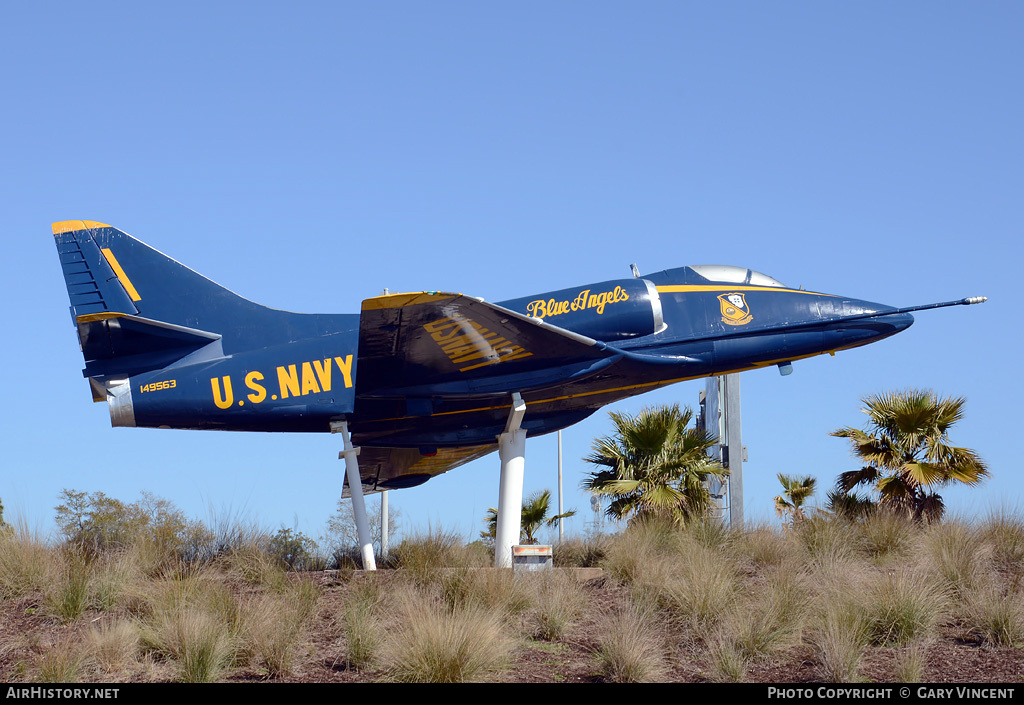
[866, 569, 947, 646]
[526, 571, 588, 641]
[342, 578, 387, 670]
[808, 586, 873, 683]
[391, 528, 472, 587]
[46, 547, 93, 623]
[922, 521, 988, 601]
[593, 605, 665, 683]
[0, 521, 55, 599]
[651, 539, 739, 636]
[87, 619, 140, 672]
[382, 587, 511, 683]
[37, 640, 85, 683]
[856, 511, 918, 563]
[553, 535, 607, 568]
[961, 582, 1024, 646]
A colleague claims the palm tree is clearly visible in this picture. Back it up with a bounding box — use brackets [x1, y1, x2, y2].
[830, 389, 988, 523]
[521, 490, 576, 544]
[581, 403, 727, 525]
[824, 488, 876, 520]
[481, 490, 576, 545]
[774, 474, 816, 527]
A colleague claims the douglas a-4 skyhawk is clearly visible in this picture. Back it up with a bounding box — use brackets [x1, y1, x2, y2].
[52, 220, 985, 566]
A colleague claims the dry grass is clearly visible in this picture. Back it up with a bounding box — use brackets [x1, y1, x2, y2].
[37, 639, 86, 683]
[593, 605, 666, 683]
[866, 568, 948, 646]
[524, 570, 589, 641]
[0, 521, 55, 599]
[922, 520, 989, 600]
[87, 619, 140, 672]
[45, 547, 93, 623]
[856, 511, 918, 564]
[639, 536, 740, 637]
[960, 581, 1024, 646]
[894, 640, 930, 683]
[340, 576, 388, 670]
[380, 584, 512, 683]
[4, 508, 1024, 683]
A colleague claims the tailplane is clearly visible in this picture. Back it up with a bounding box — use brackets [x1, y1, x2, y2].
[52, 221, 354, 399]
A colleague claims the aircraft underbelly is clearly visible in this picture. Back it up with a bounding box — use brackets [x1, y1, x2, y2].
[350, 356, 695, 447]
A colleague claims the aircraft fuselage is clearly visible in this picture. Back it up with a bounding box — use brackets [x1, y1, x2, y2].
[53, 221, 980, 492]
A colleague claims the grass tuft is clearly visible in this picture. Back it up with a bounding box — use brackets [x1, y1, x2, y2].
[46, 547, 93, 623]
[593, 605, 666, 683]
[342, 577, 387, 670]
[37, 640, 85, 683]
[382, 587, 511, 683]
[525, 571, 588, 641]
[809, 578, 873, 683]
[87, 619, 140, 672]
[866, 569, 947, 646]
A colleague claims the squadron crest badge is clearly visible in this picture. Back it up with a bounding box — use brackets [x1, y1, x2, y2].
[718, 293, 753, 326]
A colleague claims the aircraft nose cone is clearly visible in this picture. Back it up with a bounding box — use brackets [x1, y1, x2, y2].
[875, 311, 915, 333]
[823, 304, 914, 352]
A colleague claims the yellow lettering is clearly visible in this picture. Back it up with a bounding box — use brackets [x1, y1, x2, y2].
[245, 371, 266, 404]
[423, 317, 461, 333]
[313, 359, 332, 392]
[334, 355, 354, 388]
[301, 361, 321, 395]
[525, 287, 629, 318]
[452, 337, 512, 363]
[442, 330, 498, 354]
[211, 376, 234, 409]
[430, 326, 463, 343]
[277, 364, 300, 399]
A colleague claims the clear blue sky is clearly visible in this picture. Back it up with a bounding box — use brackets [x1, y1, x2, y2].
[2, 2, 1020, 544]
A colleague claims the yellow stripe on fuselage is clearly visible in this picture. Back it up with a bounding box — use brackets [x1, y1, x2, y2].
[656, 285, 834, 296]
[100, 248, 142, 302]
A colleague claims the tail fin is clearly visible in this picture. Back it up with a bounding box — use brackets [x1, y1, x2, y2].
[52, 221, 352, 395]
[53, 220, 264, 332]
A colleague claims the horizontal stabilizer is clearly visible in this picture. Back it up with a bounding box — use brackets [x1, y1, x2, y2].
[77, 313, 221, 379]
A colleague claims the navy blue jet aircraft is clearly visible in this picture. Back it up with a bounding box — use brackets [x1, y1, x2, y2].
[53, 220, 986, 493]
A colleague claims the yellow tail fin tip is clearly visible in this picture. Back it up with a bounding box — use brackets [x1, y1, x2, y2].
[52, 220, 111, 235]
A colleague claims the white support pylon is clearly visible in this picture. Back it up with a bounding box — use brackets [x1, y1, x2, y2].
[495, 393, 527, 568]
[331, 419, 377, 571]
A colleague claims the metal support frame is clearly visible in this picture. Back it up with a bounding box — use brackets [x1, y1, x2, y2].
[331, 419, 377, 571]
[380, 490, 389, 562]
[495, 392, 527, 568]
[700, 374, 745, 528]
[720, 373, 744, 528]
[557, 430, 564, 542]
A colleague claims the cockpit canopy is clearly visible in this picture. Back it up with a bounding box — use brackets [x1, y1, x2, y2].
[688, 265, 787, 288]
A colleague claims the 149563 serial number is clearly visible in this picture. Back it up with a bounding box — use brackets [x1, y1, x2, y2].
[140, 380, 176, 394]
